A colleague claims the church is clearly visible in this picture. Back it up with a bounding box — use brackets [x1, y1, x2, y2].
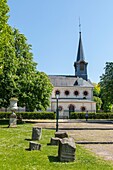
[48, 31, 96, 118]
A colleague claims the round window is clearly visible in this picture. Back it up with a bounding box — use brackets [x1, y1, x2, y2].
[81, 106, 86, 112]
[74, 90, 79, 96]
[65, 90, 70, 96]
[83, 91, 88, 96]
[55, 90, 60, 95]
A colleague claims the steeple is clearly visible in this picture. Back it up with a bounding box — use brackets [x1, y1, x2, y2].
[74, 28, 88, 81]
[76, 32, 85, 62]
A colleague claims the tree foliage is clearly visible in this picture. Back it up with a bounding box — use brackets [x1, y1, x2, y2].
[93, 83, 100, 97]
[0, 1, 53, 111]
[93, 83, 102, 112]
[100, 62, 113, 103]
[93, 96, 102, 112]
[100, 62, 113, 105]
[0, 0, 18, 108]
[100, 62, 113, 112]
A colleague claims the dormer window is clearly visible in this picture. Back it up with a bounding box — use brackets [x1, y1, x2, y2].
[74, 80, 78, 86]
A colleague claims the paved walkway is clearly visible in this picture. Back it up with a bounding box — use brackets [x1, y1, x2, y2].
[25, 119, 113, 162]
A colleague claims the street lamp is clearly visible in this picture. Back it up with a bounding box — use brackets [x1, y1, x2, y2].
[55, 91, 60, 132]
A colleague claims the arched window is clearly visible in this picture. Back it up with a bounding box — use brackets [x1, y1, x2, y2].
[58, 106, 63, 111]
[69, 104, 75, 113]
[80, 62, 84, 71]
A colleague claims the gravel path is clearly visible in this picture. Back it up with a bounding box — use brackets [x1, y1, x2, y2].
[34, 120, 113, 161]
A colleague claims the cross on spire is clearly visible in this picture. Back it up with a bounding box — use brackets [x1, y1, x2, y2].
[79, 17, 81, 33]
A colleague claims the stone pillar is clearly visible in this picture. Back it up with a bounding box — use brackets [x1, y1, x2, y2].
[9, 98, 18, 128]
[58, 138, 76, 162]
[9, 112, 17, 127]
[32, 127, 42, 140]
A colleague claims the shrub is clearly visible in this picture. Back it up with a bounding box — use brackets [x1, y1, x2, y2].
[0, 112, 55, 119]
[69, 112, 113, 119]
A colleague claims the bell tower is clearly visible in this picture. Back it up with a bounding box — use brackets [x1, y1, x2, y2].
[74, 28, 88, 80]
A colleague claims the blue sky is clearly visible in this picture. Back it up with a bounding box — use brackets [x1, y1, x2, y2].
[8, 0, 113, 83]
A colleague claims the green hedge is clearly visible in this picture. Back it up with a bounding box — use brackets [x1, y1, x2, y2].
[0, 112, 55, 119]
[70, 112, 113, 119]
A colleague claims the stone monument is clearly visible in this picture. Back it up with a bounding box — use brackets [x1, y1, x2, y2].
[32, 127, 42, 140]
[58, 138, 76, 162]
[29, 141, 41, 150]
[9, 98, 18, 128]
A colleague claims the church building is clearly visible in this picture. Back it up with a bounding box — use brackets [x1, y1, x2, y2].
[48, 31, 96, 118]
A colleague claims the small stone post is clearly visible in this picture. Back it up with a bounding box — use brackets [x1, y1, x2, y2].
[32, 127, 42, 140]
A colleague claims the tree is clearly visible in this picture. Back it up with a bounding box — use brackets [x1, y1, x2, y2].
[0, 0, 10, 75]
[93, 83, 100, 97]
[93, 83, 102, 112]
[12, 29, 37, 110]
[100, 62, 113, 111]
[0, 0, 18, 108]
[93, 96, 102, 112]
[33, 72, 53, 111]
[0, 1, 53, 111]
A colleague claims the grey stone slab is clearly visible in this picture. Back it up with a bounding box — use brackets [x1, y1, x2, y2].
[58, 138, 76, 162]
[55, 131, 68, 139]
[50, 137, 60, 145]
[32, 127, 42, 140]
[29, 141, 41, 150]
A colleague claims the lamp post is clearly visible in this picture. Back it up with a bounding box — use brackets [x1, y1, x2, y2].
[55, 92, 59, 132]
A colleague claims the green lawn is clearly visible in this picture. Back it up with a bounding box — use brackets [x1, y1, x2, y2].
[0, 122, 113, 170]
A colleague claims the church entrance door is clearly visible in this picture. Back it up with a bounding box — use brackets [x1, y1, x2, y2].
[69, 104, 75, 116]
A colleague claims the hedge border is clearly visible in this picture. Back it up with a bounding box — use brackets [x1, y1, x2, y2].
[70, 112, 113, 119]
[0, 112, 55, 119]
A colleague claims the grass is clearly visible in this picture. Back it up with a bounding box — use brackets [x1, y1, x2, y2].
[0, 123, 113, 170]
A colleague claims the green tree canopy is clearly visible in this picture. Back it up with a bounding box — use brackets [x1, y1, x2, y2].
[100, 62, 113, 104]
[0, 1, 53, 111]
[0, 0, 18, 108]
[93, 83, 100, 97]
[93, 96, 102, 112]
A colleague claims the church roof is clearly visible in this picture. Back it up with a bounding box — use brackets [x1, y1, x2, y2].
[49, 75, 93, 88]
[76, 32, 85, 62]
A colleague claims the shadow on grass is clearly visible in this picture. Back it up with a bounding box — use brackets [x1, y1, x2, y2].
[48, 156, 59, 162]
[25, 138, 32, 141]
[25, 148, 31, 151]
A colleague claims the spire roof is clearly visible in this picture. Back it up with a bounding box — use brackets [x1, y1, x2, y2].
[76, 32, 85, 62]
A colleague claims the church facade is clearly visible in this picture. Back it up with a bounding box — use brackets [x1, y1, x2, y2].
[48, 31, 96, 118]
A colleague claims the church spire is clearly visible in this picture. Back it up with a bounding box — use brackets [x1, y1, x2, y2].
[76, 31, 85, 62]
[74, 24, 88, 81]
